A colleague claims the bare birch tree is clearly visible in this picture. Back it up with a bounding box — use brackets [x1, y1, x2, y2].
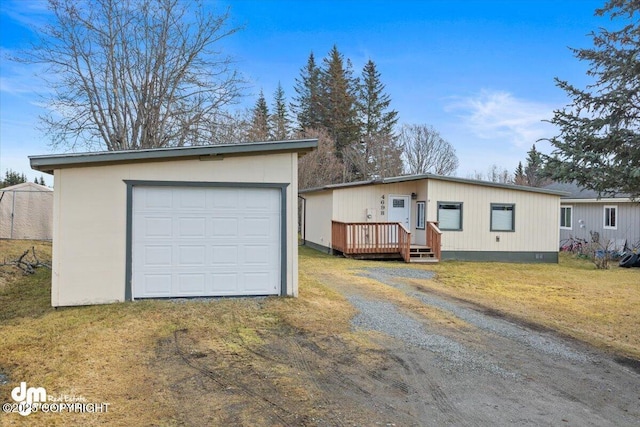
[24, 0, 243, 151]
[297, 128, 344, 190]
[400, 124, 458, 176]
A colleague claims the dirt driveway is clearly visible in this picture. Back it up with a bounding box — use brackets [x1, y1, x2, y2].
[155, 265, 640, 426]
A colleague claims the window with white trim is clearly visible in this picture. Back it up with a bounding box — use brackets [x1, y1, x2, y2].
[491, 203, 515, 232]
[560, 205, 572, 229]
[416, 201, 426, 229]
[438, 202, 462, 231]
[604, 205, 617, 229]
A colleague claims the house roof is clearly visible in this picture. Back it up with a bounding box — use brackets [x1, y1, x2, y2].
[544, 181, 634, 202]
[29, 139, 318, 175]
[0, 182, 52, 192]
[300, 173, 568, 196]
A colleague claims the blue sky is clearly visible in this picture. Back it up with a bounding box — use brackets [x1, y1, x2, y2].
[0, 0, 607, 185]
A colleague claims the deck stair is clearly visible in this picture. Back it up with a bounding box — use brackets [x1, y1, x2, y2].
[409, 245, 438, 263]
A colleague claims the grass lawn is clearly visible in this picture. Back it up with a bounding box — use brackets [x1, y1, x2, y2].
[0, 240, 638, 425]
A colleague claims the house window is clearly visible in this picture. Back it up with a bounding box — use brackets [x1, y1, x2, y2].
[416, 201, 426, 229]
[392, 199, 405, 208]
[438, 202, 462, 230]
[604, 205, 617, 229]
[491, 203, 515, 232]
[560, 206, 572, 229]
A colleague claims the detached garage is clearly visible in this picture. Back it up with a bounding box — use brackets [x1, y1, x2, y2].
[30, 140, 316, 307]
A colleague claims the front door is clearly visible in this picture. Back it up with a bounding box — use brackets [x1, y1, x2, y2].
[388, 195, 410, 243]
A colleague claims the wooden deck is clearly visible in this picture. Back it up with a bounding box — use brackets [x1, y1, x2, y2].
[331, 221, 442, 263]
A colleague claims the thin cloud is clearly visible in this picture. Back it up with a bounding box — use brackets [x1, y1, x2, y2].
[445, 89, 557, 148]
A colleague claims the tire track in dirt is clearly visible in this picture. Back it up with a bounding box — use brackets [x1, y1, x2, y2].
[172, 328, 299, 426]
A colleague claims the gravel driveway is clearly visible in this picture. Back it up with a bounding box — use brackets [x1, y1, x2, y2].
[321, 266, 640, 426]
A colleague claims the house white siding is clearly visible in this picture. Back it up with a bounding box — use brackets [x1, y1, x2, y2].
[426, 180, 560, 253]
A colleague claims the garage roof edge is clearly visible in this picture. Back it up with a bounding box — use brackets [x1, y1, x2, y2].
[29, 139, 318, 174]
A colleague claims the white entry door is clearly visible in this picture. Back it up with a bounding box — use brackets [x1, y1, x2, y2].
[388, 195, 410, 242]
[132, 186, 281, 298]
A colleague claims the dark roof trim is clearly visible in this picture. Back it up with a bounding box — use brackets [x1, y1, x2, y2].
[30, 139, 318, 174]
[300, 173, 568, 196]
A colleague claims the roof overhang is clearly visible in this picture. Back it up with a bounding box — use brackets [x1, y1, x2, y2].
[561, 197, 635, 203]
[30, 139, 318, 175]
[300, 173, 569, 197]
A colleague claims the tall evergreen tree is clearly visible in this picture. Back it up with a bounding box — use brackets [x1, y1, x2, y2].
[513, 161, 527, 185]
[544, 0, 640, 198]
[357, 59, 398, 139]
[349, 59, 400, 179]
[270, 82, 290, 140]
[320, 46, 359, 158]
[292, 53, 323, 131]
[1, 170, 27, 188]
[524, 144, 549, 187]
[247, 90, 269, 141]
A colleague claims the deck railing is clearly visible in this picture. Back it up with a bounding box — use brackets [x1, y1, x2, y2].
[331, 221, 411, 262]
[427, 221, 442, 260]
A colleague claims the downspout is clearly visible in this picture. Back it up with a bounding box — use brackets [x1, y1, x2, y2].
[298, 195, 306, 244]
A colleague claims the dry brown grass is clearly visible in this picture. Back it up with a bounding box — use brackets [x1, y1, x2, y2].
[0, 241, 374, 426]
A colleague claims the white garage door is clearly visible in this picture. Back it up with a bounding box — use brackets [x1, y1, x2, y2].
[132, 186, 281, 298]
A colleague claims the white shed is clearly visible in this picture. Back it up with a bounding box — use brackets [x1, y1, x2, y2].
[30, 140, 316, 307]
[0, 182, 53, 240]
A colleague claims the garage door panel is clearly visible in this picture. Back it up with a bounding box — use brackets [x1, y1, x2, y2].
[211, 273, 238, 293]
[178, 188, 207, 209]
[178, 217, 206, 237]
[141, 217, 172, 238]
[138, 188, 173, 209]
[177, 273, 206, 294]
[144, 245, 173, 266]
[211, 188, 239, 209]
[211, 246, 238, 265]
[243, 217, 274, 237]
[178, 245, 206, 265]
[133, 186, 280, 298]
[142, 274, 172, 296]
[244, 245, 272, 265]
[212, 217, 238, 237]
[243, 272, 272, 292]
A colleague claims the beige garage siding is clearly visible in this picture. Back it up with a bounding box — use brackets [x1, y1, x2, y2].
[51, 152, 299, 307]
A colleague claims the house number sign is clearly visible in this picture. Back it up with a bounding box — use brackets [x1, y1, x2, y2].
[380, 195, 385, 216]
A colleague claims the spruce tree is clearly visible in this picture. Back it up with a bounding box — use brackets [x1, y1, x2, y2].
[350, 59, 400, 179]
[247, 90, 269, 141]
[545, 0, 640, 198]
[357, 59, 398, 139]
[525, 144, 549, 187]
[292, 53, 323, 131]
[513, 162, 527, 185]
[320, 46, 359, 158]
[270, 82, 290, 140]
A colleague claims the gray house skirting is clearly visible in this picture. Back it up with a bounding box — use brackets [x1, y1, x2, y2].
[441, 251, 558, 263]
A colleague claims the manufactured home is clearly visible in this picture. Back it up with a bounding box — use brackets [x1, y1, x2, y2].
[547, 182, 640, 251]
[300, 175, 566, 263]
[30, 140, 316, 307]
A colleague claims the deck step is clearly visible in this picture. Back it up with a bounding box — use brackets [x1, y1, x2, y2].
[409, 257, 440, 263]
